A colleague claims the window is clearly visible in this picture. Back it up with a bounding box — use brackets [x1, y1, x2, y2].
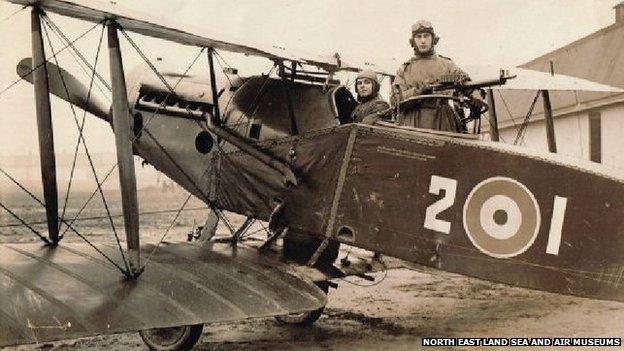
[589, 111, 601, 163]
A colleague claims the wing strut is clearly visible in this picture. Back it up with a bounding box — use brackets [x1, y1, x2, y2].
[107, 21, 141, 275]
[206, 47, 221, 126]
[542, 90, 557, 153]
[279, 62, 299, 135]
[31, 7, 59, 244]
[486, 89, 499, 141]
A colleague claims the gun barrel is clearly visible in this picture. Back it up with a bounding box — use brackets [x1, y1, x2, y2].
[431, 75, 516, 92]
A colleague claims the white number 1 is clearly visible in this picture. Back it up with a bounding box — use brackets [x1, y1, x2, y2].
[424, 175, 458, 234]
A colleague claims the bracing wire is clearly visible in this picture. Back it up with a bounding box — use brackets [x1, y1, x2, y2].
[59, 46, 206, 239]
[141, 193, 193, 270]
[118, 29, 256, 221]
[41, 19, 106, 231]
[0, 206, 209, 229]
[496, 89, 528, 142]
[513, 90, 541, 145]
[0, 201, 50, 244]
[52, 25, 204, 243]
[38, 19, 131, 275]
[0, 20, 103, 99]
[42, 14, 111, 101]
[0, 4, 26, 24]
[43, 15, 111, 92]
[0, 167, 129, 274]
[226, 64, 277, 133]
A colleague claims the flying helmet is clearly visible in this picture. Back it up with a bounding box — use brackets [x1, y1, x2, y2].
[409, 20, 440, 47]
[355, 69, 381, 96]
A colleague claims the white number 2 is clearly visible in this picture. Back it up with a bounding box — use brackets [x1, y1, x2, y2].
[424, 175, 457, 234]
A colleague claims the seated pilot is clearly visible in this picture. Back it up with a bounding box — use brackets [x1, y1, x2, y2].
[351, 69, 390, 125]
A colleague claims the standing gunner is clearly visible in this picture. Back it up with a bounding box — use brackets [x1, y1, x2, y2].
[390, 20, 472, 131]
[351, 69, 390, 125]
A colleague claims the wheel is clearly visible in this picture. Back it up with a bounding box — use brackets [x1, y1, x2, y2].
[139, 324, 204, 351]
[275, 281, 329, 326]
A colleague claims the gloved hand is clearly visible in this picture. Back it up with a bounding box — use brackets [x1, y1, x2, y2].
[468, 97, 487, 117]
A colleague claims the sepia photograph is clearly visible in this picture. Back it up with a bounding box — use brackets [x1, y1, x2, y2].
[0, 0, 623, 350]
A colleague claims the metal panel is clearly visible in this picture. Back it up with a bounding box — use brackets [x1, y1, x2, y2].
[0, 242, 326, 347]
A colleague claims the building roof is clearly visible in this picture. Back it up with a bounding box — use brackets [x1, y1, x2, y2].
[495, 9, 624, 129]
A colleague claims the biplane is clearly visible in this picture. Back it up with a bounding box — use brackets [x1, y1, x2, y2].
[2, 0, 624, 350]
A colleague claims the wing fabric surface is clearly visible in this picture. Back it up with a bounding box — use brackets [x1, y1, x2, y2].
[5, 0, 382, 74]
[464, 65, 624, 92]
[0, 242, 326, 347]
[7, 0, 624, 90]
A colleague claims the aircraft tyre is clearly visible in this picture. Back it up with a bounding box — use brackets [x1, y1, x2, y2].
[275, 281, 329, 326]
[139, 323, 204, 351]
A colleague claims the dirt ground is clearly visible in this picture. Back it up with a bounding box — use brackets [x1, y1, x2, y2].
[4, 265, 624, 351]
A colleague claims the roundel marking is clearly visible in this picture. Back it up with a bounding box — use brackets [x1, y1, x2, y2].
[463, 177, 541, 258]
[479, 195, 522, 240]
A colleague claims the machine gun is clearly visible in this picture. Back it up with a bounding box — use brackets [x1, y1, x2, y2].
[424, 72, 517, 95]
[392, 72, 516, 134]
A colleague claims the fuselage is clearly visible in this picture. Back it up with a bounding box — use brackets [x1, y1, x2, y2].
[119, 68, 624, 303]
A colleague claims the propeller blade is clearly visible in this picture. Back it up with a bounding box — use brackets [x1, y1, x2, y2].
[17, 57, 111, 122]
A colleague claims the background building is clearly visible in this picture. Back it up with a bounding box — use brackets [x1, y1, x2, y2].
[494, 2, 624, 168]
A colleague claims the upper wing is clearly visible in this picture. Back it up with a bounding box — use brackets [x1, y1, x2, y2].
[463, 64, 624, 92]
[8, 0, 619, 88]
[5, 0, 386, 74]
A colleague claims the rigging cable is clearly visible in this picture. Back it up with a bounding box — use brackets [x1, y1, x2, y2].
[119, 29, 273, 224]
[141, 193, 193, 270]
[209, 52, 279, 214]
[0, 168, 129, 274]
[212, 48, 278, 132]
[513, 90, 541, 146]
[0, 4, 26, 24]
[58, 37, 206, 240]
[207, 56, 281, 215]
[39, 19, 131, 275]
[42, 14, 111, 101]
[115, 30, 239, 266]
[41, 18, 106, 232]
[0, 20, 103, 99]
[0, 201, 50, 245]
[59, 165, 116, 238]
[0, 206, 209, 229]
[212, 50, 245, 117]
[119, 30, 288, 255]
[496, 89, 522, 134]
[479, 106, 507, 143]
[43, 15, 111, 91]
[240, 224, 270, 240]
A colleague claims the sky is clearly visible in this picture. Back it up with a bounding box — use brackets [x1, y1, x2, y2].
[0, 0, 621, 156]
